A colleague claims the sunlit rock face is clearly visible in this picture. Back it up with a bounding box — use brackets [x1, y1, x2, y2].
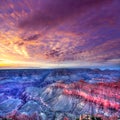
[0, 69, 120, 120]
[53, 81, 120, 115]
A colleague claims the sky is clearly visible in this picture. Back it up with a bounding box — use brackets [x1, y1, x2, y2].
[0, 0, 120, 69]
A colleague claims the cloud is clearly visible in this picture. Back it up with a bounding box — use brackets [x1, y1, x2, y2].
[18, 0, 112, 31]
[22, 34, 40, 41]
[0, 0, 120, 68]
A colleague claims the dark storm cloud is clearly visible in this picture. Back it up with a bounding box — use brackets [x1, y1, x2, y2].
[18, 0, 111, 30]
[14, 41, 24, 46]
[22, 34, 40, 41]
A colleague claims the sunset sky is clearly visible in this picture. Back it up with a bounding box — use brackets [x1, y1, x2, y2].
[0, 0, 120, 69]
